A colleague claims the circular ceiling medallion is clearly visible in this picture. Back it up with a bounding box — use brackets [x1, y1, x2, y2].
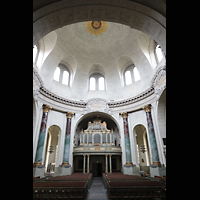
[91, 21, 102, 29]
[85, 21, 109, 36]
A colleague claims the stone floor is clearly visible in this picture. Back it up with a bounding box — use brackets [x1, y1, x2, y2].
[87, 177, 108, 200]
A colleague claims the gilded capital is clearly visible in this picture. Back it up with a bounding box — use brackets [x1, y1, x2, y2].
[142, 104, 151, 112]
[66, 112, 74, 118]
[120, 112, 128, 118]
[43, 104, 52, 112]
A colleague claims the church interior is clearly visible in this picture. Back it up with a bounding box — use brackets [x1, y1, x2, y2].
[33, 0, 166, 199]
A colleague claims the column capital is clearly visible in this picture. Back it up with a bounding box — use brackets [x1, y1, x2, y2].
[43, 104, 52, 112]
[142, 104, 152, 112]
[66, 112, 74, 118]
[120, 112, 128, 118]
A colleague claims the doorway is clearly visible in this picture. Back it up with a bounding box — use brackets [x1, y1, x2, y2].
[92, 163, 102, 177]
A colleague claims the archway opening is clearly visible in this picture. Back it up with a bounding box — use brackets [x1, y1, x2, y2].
[134, 124, 150, 174]
[73, 112, 122, 174]
[44, 125, 60, 174]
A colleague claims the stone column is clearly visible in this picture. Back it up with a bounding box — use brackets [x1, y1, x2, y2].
[121, 112, 132, 165]
[83, 155, 86, 174]
[109, 155, 112, 173]
[34, 105, 52, 165]
[142, 104, 160, 165]
[105, 154, 108, 173]
[62, 112, 74, 165]
[87, 154, 90, 173]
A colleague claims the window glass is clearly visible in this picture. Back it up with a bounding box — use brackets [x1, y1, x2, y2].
[125, 70, 132, 85]
[62, 71, 69, 85]
[155, 45, 163, 63]
[133, 67, 140, 82]
[99, 77, 105, 90]
[53, 67, 60, 81]
[90, 77, 96, 90]
[33, 45, 38, 63]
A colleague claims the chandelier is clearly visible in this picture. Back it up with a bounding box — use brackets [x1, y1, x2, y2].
[48, 145, 54, 154]
[140, 144, 146, 153]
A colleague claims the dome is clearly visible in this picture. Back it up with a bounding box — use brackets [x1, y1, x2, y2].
[34, 21, 165, 104]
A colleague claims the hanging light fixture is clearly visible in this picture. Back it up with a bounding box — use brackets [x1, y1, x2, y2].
[140, 144, 146, 153]
[48, 145, 54, 154]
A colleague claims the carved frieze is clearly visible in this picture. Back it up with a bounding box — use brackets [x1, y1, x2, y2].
[33, 68, 43, 101]
[151, 65, 166, 99]
[85, 98, 111, 114]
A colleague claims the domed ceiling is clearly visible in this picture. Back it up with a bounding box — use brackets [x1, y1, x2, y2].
[38, 21, 157, 102]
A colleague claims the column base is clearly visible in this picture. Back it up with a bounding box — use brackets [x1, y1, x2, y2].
[150, 165, 166, 177]
[123, 164, 140, 175]
[54, 165, 72, 176]
[33, 164, 45, 178]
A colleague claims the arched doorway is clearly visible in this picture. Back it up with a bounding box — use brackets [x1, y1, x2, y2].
[157, 89, 166, 161]
[44, 125, 61, 174]
[134, 124, 150, 174]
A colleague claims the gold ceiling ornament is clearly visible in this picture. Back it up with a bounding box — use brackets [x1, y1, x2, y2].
[84, 21, 109, 36]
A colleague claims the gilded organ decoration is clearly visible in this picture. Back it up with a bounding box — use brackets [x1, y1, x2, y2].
[80, 119, 114, 146]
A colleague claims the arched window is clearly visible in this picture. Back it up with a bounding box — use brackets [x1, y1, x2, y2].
[53, 67, 60, 81]
[124, 65, 140, 85]
[89, 77, 96, 90]
[155, 44, 163, 63]
[98, 77, 105, 90]
[133, 67, 140, 82]
[62, 70, 69, 85]
[125, 70, 132, 85]
[89, 73, 105, 90]
[33, 45, 38, 63]
[53, 64, 71, 86]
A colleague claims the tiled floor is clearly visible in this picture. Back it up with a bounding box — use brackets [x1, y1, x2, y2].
[87, 177, 108, 200]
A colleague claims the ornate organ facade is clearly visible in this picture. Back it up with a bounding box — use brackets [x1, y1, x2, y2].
[80, 119, 114, 146]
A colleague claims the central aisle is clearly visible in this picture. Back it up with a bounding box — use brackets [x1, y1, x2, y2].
[87, 177, 108, 200]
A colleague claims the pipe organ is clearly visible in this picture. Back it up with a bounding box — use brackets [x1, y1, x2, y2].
[79, 119, 114, 146]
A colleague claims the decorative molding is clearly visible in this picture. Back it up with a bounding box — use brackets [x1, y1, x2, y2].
[151, 65, 166, 99]
[39, 86, 86, 107]
[108, 87, 154, 107]
[142, 104, 151, 113]
[120, 112, 128, 118]
[33, 68, 44, 101]
[84, 98, 111, 114]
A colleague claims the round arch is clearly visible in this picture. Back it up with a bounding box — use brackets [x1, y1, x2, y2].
[74, 111, 121, 133]
[33, 0, 166, 54]
[133, 124, 150, 172]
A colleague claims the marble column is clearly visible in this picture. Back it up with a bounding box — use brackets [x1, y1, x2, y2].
[105, 155, 108, 173]
[87, 154, 90, 173]
[142, 104, 160, 165]
[121, 112, 132, 165]
[62, 112, 74, 165]
[83, 155, 86, 174]
[34, 105, 52, 165]
[109, 155, 112, 173]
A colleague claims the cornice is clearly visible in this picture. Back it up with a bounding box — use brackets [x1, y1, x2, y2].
[39, 86, 87, 107]
[108, 87, 154, 108]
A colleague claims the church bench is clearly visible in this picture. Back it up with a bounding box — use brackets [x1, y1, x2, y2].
[33, 181, 88, 199]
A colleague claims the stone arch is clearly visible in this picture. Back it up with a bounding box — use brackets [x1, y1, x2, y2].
[133, 124, 150, 172]
[33, 0, 166, 54]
